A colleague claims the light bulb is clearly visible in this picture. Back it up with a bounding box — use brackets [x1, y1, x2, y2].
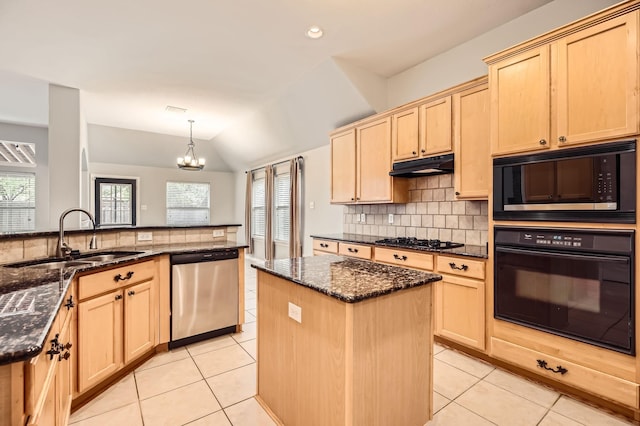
[199, 158, 206, 165]
[190, 159, 197, 166]
[177, 157, 183, 165]
[184, 155, 191, 163]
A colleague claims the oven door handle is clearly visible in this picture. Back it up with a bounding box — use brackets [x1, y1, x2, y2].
[495, 246, 630, 264]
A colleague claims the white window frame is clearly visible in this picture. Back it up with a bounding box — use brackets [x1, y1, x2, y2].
[0, 170, 36, 232]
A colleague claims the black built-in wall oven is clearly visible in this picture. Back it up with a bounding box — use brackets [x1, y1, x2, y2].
[494, 227, 634, 355]
[493, 140, 636, 223]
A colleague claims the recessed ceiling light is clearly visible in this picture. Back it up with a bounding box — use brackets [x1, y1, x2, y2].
[306, 25, 324, 39]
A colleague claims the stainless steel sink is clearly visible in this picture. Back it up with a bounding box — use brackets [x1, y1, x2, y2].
[76, 251, 142, 262]
[4, 251, 143, 269]
[22, 260, 98, 269]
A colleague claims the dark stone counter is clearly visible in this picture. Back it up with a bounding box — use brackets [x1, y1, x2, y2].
[252, 255, 441, 303]
[0, 242, 248, 365]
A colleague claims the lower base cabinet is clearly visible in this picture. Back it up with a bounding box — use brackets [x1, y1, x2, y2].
[77, 260, 156, 394]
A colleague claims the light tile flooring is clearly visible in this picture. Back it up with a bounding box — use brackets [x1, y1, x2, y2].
[69, 259, 636, 426]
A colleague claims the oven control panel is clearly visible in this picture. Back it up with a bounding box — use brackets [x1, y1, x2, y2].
[495, 227, 633, 255]
[521, 232, 593, 249]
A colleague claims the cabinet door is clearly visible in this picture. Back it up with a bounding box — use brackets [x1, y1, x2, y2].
[555, 12, 638, 146]
[357, 117, 393, 203]
[391, 107, 420, 161]
[56, 315, 73, 426]
[490, 46, 550, 155]
[435, 275, 485, 350]
[420, 96, 452, 156]
[78, 291, 123, 393]
[453, 84, 489, 199]
[124, 280, 155, 364]
[330, 129, 357, 203]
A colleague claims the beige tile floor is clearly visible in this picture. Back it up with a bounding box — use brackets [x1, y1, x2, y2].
[69, 259, 636, 426]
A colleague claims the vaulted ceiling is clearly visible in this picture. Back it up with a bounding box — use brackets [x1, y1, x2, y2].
[0, 0, 557, 170]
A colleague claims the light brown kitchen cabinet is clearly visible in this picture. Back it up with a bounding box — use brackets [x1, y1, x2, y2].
[489, 46, 550, 156]
[330, 129, 357, 203]
[330, 117, 408, 204]
[337, 242, 372, 260]
[312, 239, 338, 255]
[453, 83, 490, 199]
[555, 13, 638, 146]
[487, 9, 639, 156]
[24, 287, 74, 426]
[420, 96, 452, 156]
[434, 255, 485, 351]
[391, 107, 420, 161]
[77, 260, 156, 394]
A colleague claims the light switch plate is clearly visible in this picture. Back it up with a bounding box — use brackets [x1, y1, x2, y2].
[137, 232, 153, 241]
[212, 229, 225, 237]
[288, 302, 302, 323]
[360, 213, 366, 223]
[388, 213, 394, 224]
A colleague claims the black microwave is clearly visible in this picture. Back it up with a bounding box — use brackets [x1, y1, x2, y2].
[493, 140, 636, 223]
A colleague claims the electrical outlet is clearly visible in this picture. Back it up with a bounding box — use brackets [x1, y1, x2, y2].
[388, 214, 394, 224]
[360, 213, 366, 223]
[288, 302, 302, 323]
[137, 232, 153, 242]
[309, 201, 315, 209]
[212, 229, 225, 237]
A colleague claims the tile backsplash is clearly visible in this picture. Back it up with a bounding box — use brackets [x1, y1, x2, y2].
[343, 174, 488, 246]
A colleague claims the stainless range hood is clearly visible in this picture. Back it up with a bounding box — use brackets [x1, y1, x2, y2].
[389, 153, 454, 177]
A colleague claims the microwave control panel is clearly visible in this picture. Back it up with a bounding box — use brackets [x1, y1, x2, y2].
[520, 231, 594, 249]
[595, 155, 617, 202]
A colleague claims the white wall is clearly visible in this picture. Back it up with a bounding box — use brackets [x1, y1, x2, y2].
[90, 162, 236, 226]
[387, 0, 620, 106]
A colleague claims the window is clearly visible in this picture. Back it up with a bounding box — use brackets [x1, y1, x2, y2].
[95, 178, 137, 227]
[166, 182, 210, 225]
[273, 170, 290, 242]
[0, 171, 36, 232]
[251, 173, 265, 237]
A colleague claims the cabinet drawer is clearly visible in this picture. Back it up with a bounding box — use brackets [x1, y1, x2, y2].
[374, 247, 433, 271]
[338, 242, 372, 260]
[78, 260, 155, 300]
[491, 337, 639, 408]
[313, 239, 338, 254]
[26, 315, 60, 417]
[436, 255, 484, 279]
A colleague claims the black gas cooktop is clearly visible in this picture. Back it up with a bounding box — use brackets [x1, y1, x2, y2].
[374, 237, 464, 250]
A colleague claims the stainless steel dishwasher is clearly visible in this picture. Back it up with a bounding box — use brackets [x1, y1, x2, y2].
[169, 249, 239, 349]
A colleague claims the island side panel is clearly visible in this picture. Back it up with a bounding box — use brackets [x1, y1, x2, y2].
[349, 284, 433, 425]
[256, 270, 347, 426]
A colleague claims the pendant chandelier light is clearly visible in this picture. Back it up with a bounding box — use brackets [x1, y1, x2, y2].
[177, 119, 205, 171]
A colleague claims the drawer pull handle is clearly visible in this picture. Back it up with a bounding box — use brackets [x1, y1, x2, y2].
[115, 294, 123, 301]
[393, 254, 407, 261]
[320, 243, 329, 248]
[449, 262, 468, 271]
[347, 248, 359, 253]
[65, 295, 75, 310]
[128, 290, 136, 296]
[114, 271, 135, 282]
[537, 359, 567, 375]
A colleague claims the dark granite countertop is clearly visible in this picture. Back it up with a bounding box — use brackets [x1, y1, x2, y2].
[0, 241, 248, 366]
[310, 233, 488, 259]
[252, 255, 441, 303]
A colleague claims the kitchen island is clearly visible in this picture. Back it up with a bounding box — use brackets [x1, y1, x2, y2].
[252, 255, 441, 426]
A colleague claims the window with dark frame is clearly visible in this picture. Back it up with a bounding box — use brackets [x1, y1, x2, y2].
[94, 178, 137, 227]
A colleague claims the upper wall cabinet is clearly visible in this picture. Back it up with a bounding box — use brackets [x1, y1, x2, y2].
[330, 118, 409, 205]
[391, 97, 453, 162]
[486, 6, 639, 157]
[454, 83, 490, 200]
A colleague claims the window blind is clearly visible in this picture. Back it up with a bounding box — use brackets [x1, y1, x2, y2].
[166, 182, 210, 225]
[0, 171, 36, 232]
[274, 171, 290, 242]
[251, 176, 265, 237]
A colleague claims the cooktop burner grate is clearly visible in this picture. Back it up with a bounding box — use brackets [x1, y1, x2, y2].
[374, 237, 464, 250]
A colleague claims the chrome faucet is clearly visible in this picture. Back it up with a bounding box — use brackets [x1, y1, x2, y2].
[58, 208, 98, 258]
